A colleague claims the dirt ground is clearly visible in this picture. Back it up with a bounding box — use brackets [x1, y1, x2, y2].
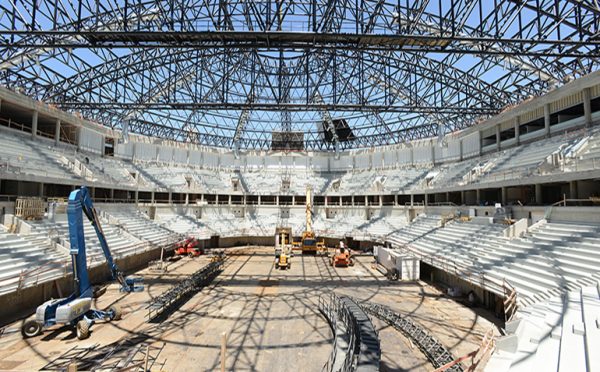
[0, 247, 500, 371]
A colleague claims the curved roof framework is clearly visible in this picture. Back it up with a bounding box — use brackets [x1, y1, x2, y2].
[1, 0, 599, 150]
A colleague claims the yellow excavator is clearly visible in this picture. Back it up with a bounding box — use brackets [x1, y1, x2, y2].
[301, 186, 317, 254]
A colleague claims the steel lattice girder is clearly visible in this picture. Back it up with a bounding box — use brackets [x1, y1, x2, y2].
[1, 0, 599, 150]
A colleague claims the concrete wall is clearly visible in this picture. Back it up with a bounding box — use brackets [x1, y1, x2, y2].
[420, 263, 502, 313]
[548, 206, 600, 224]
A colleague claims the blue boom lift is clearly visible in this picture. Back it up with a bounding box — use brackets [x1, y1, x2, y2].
[21, 186, 143, 340]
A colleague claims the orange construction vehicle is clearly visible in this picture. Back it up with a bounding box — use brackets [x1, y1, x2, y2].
[175, 237, 204, 257]
[330, 241, 354, 267]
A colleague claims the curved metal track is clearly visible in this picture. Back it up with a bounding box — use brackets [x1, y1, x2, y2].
[355, 299, 463, 372]
[1, 1, 599, 150]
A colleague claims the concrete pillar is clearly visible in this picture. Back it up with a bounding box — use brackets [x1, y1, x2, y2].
[514, 117, 520, 145]
[135, 190, 139, 203]
[110, 189, 115, 201]
[185, 193, 189, 205]
[351, 195, 355, 206]
[292, 195, 295, 205]
[476, 189, 481, 205]
[258, 195, 261, 205]
[90, 187, 95, 198]
[151, 191, 155, 204]
[460, 190, 465, 205]
[379, 195, 382, 207]
[324, 196, 328, 206]
[459, 139, 464, 161]
[569, 181, 578, 200]
[583, 87, 592, 128]
[424, 193, 428, 207]
[535, 184, 542, 205]
[54, 119, 61, 146]
[38, 183, 44, 197]
[410, 194, 414, 207]
[339, 197, 342, 207]
[364, 195, 368, 206]
[31, 110, 38, 139]
[479, 131, 483, 156]
[501, 187, 507, 205]
[445, 192, 450, 203]
[495, 125, 501, 151]
[394, 194, 398, 206]
[544, 104, 551, 137]
[168, 192, 172, 204]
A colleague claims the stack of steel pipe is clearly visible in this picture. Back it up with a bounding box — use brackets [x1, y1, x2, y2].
[147, 260, 223, 320]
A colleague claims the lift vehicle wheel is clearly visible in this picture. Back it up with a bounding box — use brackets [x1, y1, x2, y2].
[76, 320, 90, 340]
[109, 305, 122, 321]
[188, 252, 194, 258]
[21, 320, 42, 338]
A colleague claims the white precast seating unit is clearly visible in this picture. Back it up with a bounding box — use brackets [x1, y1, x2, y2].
[427, 158, 480, 188]
[0, 132, 81, 181]
[487, 282, 600, 372]
[200, 208, 248, 236]
[578, 127, 600, 161]
[25, 215, 146, 263]
[81, 155, 139, 187]
[190, 169, 233, 193]
[389, 216, 600, 308]
[100, 206, 179, 247]
[0, 224, 69, 295]
[355, 215, 408, 239]
[141, 164, 189, 190]
[386, 215, 441, 246]
[238, 170, 280, 194]
[492, 221, 600, 306]
[157, 213, 215, 238]
[476, 136, 576, 184]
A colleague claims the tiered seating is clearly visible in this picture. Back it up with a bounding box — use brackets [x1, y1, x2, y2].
[26, 215, 145, 262]
[0, 224, 68, 294]
[157, 213, 215, 238]
[82, 156, 139, 187]
[237, 170, 279, 195]
[352, 215, 408, 238]
[143, 165, 189, 190]
[487, 221, 600, 306]
[389, 217, 600, 307]
[101, 206, 180, 246]
[428, 159, 479, 188]
[475, 136, 574, 183]
[488, 282, 600, 372]
[0, 133, 80, 181]
[190, 169, 232, 193]
[578, 128, 600, 161]
[386, 215, 441, 246]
